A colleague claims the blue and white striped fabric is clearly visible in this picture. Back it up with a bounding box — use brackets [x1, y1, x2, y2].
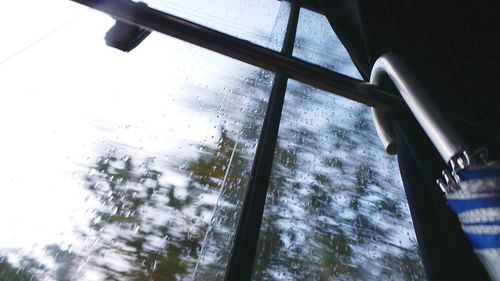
[446, 166, 500, 281]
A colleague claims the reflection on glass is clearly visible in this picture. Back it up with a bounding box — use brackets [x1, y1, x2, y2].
[252, 79, 425, 280]
[0, 5, 271, 281]
[190, 72, 272, 281]
[191, 2, 291, 279]
[142, 0, 281, 48]
[293, 9, 362, 79]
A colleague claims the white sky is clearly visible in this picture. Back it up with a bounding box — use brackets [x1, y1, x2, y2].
[0, 0, 276, 256]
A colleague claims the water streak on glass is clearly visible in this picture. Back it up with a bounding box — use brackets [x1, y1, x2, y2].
[191, 2, 292, 279]
[0, 3, 272, 280]
[140, 0, 281, 48]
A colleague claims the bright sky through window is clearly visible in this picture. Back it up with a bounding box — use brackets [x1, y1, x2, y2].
[0, 1, 424, 280]
[0, 1, 276, 279]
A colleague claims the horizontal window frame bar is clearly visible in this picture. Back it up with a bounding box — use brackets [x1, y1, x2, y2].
[70, 0, 500, 139]
[69, 0, 405, 111]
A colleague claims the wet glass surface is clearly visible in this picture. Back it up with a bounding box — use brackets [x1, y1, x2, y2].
[0, 3, 275, 280]
[293, 9, 362, 79]
[190, 3, 292, 280]
[251, 9, 425, 280]
[0, 2, 425, 281]
[141, 0, 282, 48]
[251, 85, 425, 279]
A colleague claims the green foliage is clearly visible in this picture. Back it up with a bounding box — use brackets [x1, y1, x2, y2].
[75, 129, 240, 280]
[0, 258, 38, 281]
[4, 67, 424, 281]
[377, 200, 403, 219]
[323, 157, 345, 173]
[354, 165, 377, 195]
[274, 145, 299, 171]
[188, 130, 237, 188]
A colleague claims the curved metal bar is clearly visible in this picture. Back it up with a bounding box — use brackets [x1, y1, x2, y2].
[370, 53, 469, 163]
[371, 107, 397, 155]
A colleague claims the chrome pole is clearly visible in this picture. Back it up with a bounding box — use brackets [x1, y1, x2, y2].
[370, 53, 469, 163]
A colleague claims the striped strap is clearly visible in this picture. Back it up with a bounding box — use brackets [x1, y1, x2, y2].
[446, 168, 500, 280]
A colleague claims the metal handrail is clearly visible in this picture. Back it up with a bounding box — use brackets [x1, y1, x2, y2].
[371, 107, 397, 155]
[370, 53, 469, 163]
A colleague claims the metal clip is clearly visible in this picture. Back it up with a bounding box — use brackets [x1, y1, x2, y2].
[437, 169, 461, 194]
[449, 150, 470, 173]
[439, 148, 491, 194]
[436, 178, 449, 193]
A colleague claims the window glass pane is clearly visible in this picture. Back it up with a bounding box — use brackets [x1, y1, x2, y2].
[141, 0, 282, 48]
[0, 4, 273, 281]
[293, 8, 362, 79]
[249, 11, 424, 279]
[252, 79, 425, 280]
[191, 3, 292, 279]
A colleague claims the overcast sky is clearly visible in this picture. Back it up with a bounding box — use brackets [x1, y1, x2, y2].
[0, 0, 279, 260]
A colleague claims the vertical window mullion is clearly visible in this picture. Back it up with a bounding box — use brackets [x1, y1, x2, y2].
[223, 3, 300, 281]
